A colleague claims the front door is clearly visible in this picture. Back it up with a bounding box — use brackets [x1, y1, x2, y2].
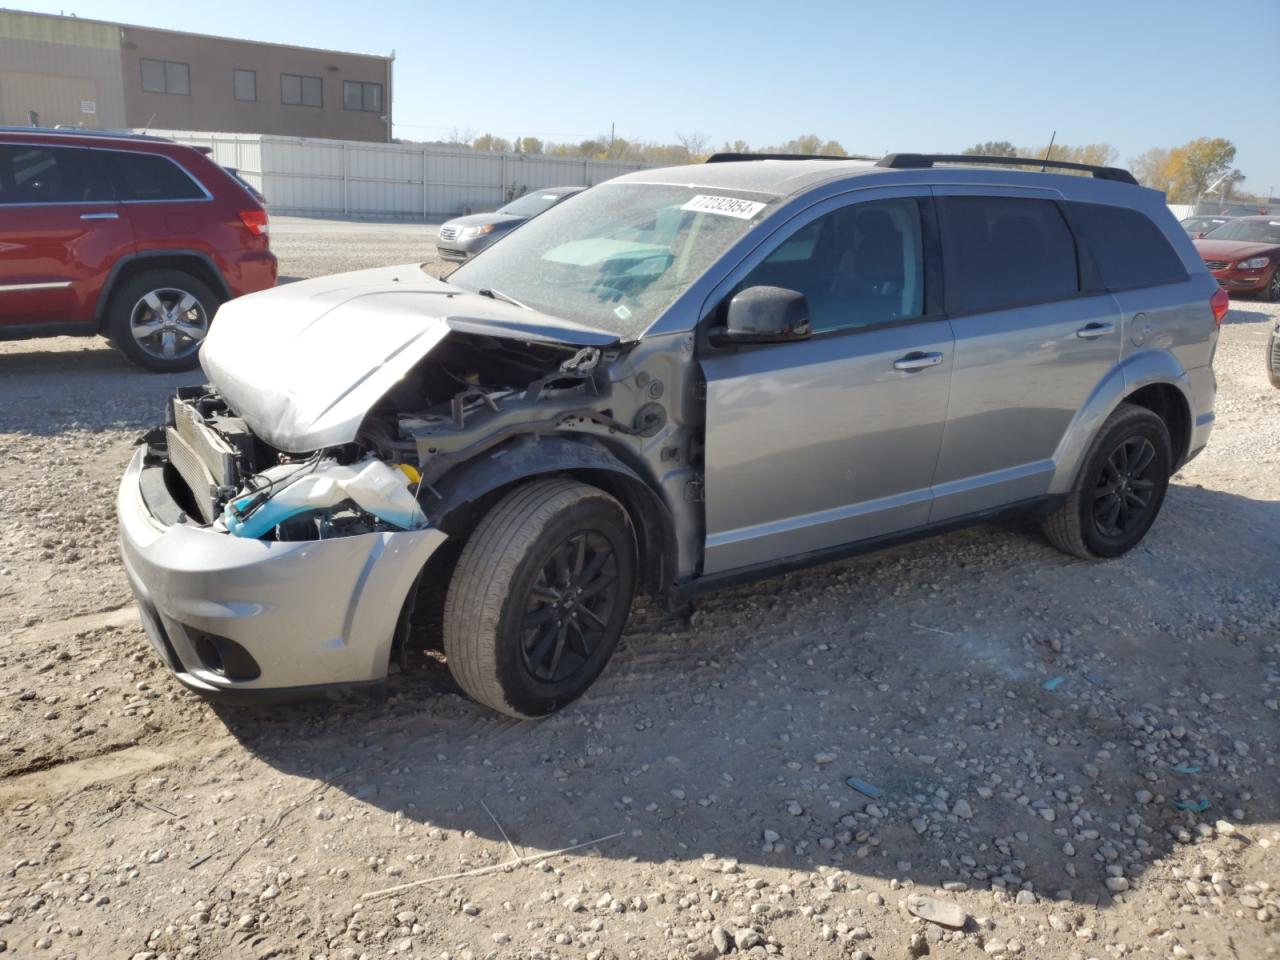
[0, 142, 131, 329]
[699, 191, 953, 575]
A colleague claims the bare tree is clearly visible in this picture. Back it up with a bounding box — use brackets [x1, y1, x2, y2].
[675, 131, 711, 161]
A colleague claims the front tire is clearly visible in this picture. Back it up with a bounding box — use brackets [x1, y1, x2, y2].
[443, 479, 637, 718]
[1042, 403, 1173, 560]
[106, 269, 219, 372]
[1263, 265, 1280, 303]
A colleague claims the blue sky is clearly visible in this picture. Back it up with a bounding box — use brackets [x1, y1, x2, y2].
[18, 0, 1280, 195]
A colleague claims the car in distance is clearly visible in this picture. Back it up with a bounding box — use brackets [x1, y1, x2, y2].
[0, 127, 277, 372]
[1193, 216, 1280, 301]
[1180, 214, 1233, 238]
[119, 152, 1222, 717]
[435, 185, 584, 261]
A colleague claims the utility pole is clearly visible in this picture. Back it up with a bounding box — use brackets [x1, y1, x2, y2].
[609, 122, 615, 159]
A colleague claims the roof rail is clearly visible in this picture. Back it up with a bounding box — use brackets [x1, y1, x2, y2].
[876, 153, 1139, 185]
[705, 152, 876, 163]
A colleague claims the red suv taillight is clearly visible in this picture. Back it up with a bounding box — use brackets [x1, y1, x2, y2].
[239, 209, 269, 238]
[1210, 287, 1229, 327]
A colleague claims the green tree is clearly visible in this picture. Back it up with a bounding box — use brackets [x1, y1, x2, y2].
[962, 141, 1017, 157]
[517, 136, 543, 154]
[471, 133, 511, 153]
[1166, 137, 1237, 202]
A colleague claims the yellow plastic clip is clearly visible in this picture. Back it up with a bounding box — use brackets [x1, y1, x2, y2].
[397, 463, 422, 484]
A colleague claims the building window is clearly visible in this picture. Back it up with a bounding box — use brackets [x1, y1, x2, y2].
[281, 73, 323, 108]
[233, 69, 257, 102]
[343, 80, 383, 113]
[140, 58, 190, 95]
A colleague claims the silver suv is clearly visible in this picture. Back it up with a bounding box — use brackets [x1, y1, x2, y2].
[118, 153, 1224, 717]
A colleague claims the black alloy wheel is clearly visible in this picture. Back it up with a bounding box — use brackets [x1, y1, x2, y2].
[1091, 436, 1159, 541]
[521, 531, 621, 684]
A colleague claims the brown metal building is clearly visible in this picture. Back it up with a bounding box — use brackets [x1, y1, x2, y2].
[0, 9, 393, 142]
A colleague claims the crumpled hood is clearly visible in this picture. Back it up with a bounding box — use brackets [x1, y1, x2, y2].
[1194, 238, 1280, 261]
[200, 263, 618, 453]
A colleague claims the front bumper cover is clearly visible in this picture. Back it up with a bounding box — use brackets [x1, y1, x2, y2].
[1209, 266, 1270, 292]
[117, 449, 447, 700]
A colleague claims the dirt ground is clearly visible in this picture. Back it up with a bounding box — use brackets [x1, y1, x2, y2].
[1, 216, 1277, 960]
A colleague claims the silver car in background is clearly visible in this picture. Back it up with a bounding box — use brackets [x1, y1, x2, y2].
[435, 185, 584, 261]
[118, 152, 1222, 717]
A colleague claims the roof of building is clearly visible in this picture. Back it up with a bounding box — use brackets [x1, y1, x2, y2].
[0, 7, 393, 61]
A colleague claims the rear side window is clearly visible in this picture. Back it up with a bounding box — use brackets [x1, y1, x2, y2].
[106, 152, 206, 201]
[938, 196, 1079, 314]
[1070, 202, 1187, 290]
[0, 145, 111, 204]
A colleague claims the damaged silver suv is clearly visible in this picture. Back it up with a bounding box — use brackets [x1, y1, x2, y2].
[118, 153, 1224, 717]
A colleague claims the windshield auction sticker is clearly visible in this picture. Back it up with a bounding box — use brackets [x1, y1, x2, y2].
[680, 195, 767, 219]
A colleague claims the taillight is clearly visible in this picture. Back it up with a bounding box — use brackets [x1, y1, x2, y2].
[1210, 287, 1229, 327]
[239, 209, 269, 237]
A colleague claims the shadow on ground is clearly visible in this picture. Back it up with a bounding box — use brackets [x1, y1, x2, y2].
[1222, 302, 1276, 325]
[214, 482, 1280, 906]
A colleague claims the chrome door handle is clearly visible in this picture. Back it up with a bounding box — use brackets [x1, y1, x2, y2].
[1076, 321, 1114, 339]
[80, 212, 119, 220]
[893, 351, 944, 371]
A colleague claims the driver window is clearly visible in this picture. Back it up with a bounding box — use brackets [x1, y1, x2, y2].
[740, 198, 925, 333]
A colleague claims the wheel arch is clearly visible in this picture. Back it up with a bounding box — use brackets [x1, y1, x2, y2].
[94, 250, 230, 329]
[1121, 381, 1192, 466]
[427, 434, 678, 601]
[1050, 350, 1195, 494]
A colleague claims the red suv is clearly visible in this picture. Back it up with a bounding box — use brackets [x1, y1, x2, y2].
[0, 128, 277, 371]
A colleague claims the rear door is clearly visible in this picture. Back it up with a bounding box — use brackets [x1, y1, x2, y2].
[698, 188, 954, 574]
[928, 188, 1122, 522]
[1067, 200, 1207, 373]
[0, 142, 131, 329]
[100, 148, 213, 252]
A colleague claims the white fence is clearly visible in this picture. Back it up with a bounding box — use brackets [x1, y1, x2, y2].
[146, 130, 651, 220]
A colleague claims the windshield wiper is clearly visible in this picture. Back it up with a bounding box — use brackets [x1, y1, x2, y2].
[476, 287, 530, 310]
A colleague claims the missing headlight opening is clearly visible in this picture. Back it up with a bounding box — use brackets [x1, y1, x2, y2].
[146, 331, 615, 543]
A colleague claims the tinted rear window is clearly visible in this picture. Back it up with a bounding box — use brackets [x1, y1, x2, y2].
[938, 196, 1079, 314]
[0, 145, 112, 204]
[1071, 202, 1186, 289]
[106, 151, 206, 201]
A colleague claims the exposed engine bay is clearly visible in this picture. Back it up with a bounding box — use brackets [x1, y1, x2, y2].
[140, 329, 699, 564]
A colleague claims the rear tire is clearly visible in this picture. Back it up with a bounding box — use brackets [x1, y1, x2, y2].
[443, 479, 637, 718]
[106, 269, 219, 372]
[1042, 403, 1172, 560]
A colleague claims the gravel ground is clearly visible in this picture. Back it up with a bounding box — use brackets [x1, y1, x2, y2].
[0, 217, 1277, 960]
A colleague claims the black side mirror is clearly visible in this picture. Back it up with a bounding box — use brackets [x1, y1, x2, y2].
[714, 285, 812, 345]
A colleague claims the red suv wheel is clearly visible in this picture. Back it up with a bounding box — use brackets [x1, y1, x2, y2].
[106, 269, 220, 373]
